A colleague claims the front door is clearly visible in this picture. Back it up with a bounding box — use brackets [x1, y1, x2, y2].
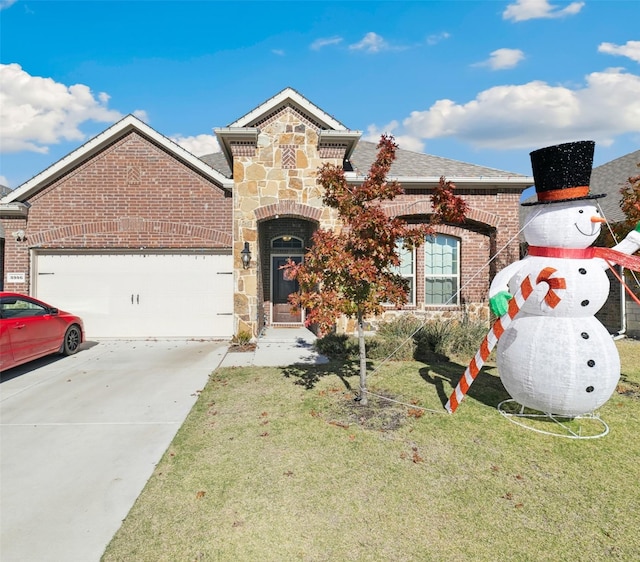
[272, 256, 302, 323]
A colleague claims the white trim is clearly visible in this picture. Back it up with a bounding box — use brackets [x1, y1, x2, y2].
[346, 175, 534, 188]
[424, 234, 461, 306]
[2, 115, 233, 204]
[229, 87, 347, 130]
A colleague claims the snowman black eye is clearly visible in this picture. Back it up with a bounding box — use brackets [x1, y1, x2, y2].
[578, 210, 584, 214]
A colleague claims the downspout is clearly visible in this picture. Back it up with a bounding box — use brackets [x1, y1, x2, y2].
[613, 266, 627, 340]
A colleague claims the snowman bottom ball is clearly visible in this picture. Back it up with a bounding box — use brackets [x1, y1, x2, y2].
[496, 314, 620, 417]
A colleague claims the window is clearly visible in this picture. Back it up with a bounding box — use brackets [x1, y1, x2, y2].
[424, 235, 459, 305]
[272, 236, 303, 249]
[390, 240, 415, 305]
[0, 296, 49, 318]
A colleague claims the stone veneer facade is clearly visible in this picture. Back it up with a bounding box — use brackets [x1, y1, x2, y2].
[230, 107, 344, 336]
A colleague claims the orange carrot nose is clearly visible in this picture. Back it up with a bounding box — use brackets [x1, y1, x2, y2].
[591, 216, 607, 223]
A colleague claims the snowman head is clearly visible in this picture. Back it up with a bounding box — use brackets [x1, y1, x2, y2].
[524, 201, 605, 248]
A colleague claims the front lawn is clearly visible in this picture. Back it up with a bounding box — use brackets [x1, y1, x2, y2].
[102, 339, 640, 561]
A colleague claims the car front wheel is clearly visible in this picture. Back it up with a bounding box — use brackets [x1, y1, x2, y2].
[63, 325, 81, 355]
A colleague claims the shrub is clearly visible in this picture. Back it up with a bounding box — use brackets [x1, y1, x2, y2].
[315, 333, 359, 359]
[315, 315, 489, 363]
[366, 335, 415, 361]
[445, 316, 488, 358]
[367, 316, 423, 361]
[376, 315, 424, 340]
[231, 330, 252, 346]
[414, 318, 453, 358]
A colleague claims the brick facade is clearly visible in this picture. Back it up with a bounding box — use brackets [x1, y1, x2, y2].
[0, 131, 232, 295]
[1, 90, 537, 340]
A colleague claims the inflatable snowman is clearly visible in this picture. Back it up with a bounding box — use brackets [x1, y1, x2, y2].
[489, 141, 640, 417]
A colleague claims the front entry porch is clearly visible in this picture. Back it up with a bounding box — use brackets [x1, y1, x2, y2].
[258, 217, 317, 329]
[271, 255, 302, 323]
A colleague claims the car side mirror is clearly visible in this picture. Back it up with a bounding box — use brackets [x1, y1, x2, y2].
[49, 308, 59, 315]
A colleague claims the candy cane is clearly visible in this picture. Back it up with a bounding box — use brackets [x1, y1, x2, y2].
[445, 267, 565, 414]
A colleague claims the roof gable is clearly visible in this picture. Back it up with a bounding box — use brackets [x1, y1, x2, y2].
[228, 87, 347, 131]
[2, 115, 232, 204]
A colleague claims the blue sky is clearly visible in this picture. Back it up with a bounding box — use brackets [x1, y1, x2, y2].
[1, 0, 639, 190]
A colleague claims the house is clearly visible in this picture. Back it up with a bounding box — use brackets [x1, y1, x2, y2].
[0, 88, 534, 339]
[590, 150, 640, 338]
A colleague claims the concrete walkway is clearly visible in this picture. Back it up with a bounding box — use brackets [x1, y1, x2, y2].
[220, 326, 328, 367]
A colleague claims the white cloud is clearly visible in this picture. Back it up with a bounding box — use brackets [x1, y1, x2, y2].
[598, 40, 640, 63]
[474, 48, 525, 70]
[427, 32, 451, 46]
[272, 49, 285, 56]
[310, 36, 343, 51]
[363, 122, 425, 153]
[132, 109, 149, 122]
[0, 63, 123, 153]
[171, 134, 220, 156]
[392, 68, 640, 150]
[503, 0, 584, 22]
[349, 32, 390, 54]
[0, 175, 9, 187]
[0, 0, 17, 10]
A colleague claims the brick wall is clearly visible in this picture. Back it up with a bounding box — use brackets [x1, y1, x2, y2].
[1, 132, 232, 293]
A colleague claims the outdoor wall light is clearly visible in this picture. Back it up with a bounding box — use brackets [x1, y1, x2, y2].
[241, 241, 252, 269]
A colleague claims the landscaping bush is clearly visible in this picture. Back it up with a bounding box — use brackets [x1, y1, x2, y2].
[413, 317, 453, 358]
[366, 315, 423, 361]
[414, 316, 488, 360]
[314, 332, 359, 359]
[446, 316, 489, 357]
[316, 315, 489, 363]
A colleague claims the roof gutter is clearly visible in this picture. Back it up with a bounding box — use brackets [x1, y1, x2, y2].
[0, 202, 30, 218]
[345, 173, 534, 187]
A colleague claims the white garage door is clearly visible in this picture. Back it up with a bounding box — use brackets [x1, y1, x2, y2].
[34, 252, 234, 338]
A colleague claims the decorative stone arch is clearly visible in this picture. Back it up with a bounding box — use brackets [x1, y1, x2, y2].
[384, 201, 501, 228]
[27, 218, 232, 247]
[255, 201, 322, 223]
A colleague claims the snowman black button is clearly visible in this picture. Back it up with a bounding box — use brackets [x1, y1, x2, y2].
[581, 332, 589, 339]
[579, 268, 587, 275]
[587, 359, 595, 367]
[581, 300, 590, 307]
[586, 386, 594, 393]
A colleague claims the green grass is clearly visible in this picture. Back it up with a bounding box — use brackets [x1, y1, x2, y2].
[102, 340, 640, 561]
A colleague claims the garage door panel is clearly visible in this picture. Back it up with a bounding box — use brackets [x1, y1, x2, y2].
[35, 253, 233, 338]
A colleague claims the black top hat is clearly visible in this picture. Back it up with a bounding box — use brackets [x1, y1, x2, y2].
[522, 140, 606, 206]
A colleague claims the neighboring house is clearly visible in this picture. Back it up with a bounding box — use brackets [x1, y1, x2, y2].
[0, 184, 11, 280]
[0, 88, 533, 339]
[591, 151, 640, 338]
[520, 149, 640, 338]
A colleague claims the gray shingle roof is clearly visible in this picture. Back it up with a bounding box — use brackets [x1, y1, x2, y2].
[350, 141, 526, 178]
[198, 140, 528, 181]
[590, 150, 640, 223]
[199, 152, 231, 178]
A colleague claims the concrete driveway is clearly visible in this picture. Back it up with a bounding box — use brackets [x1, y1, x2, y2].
[0, 339, 228, 562]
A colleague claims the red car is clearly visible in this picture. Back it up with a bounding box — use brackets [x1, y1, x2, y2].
[0, 292, 84, 372]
